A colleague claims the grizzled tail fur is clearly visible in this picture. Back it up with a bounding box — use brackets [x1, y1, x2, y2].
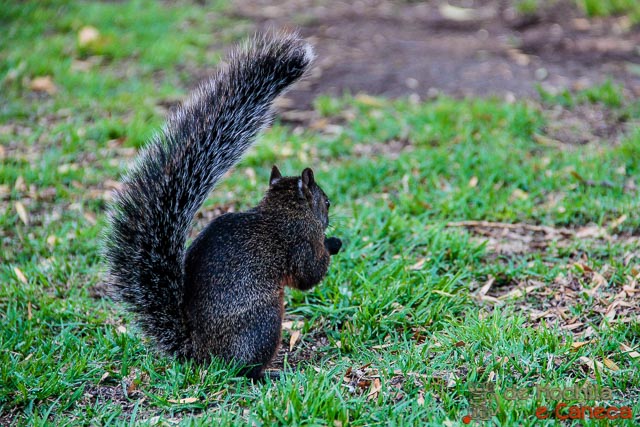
[102, 33, 314, 357]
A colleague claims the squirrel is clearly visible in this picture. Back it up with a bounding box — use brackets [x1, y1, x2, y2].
[103, 33, 342, 380]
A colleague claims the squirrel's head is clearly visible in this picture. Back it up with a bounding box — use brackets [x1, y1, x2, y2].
[265, 165, 331, 229]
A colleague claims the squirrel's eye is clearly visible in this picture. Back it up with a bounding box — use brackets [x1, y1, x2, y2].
[325, 199, 331, 208]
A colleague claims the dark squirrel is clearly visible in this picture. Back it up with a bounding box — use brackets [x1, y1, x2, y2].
[103, 34, 342, 379]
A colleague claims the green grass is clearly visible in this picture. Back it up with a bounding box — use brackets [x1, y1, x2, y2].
[2, 1, 640, 426]
[577, 0, 640, 22]
[538, 80, 627, 108]
[515, 0, 640, 23]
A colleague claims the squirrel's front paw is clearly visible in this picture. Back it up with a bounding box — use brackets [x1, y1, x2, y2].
[325, 237, 342, 255]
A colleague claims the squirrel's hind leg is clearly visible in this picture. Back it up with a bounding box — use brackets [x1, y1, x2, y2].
[230, 303, 283, 380]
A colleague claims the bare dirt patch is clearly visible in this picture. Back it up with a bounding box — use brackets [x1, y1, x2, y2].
[446, 220, 637, 255]
[82, 383, 134, 411]
[475, 268, 640, 340]
[450, 220, 640, 339]
[541, 103, 631, 145]
[230, 0, 640, 110]
[270, 317, 329, 371]
[0, 407, 21, 427]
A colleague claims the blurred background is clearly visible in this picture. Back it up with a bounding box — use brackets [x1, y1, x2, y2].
[3, 0, 639, 146]
[232, 0, 640, 107]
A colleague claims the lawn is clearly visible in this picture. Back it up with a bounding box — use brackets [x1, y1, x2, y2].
[1, 1, 639, 426]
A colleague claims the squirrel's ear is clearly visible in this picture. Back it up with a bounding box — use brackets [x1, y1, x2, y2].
[269, 165, 282, 186]
[301, 168, 315, 187]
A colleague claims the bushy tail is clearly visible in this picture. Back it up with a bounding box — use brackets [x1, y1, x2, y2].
[103, 33, 314, 357]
